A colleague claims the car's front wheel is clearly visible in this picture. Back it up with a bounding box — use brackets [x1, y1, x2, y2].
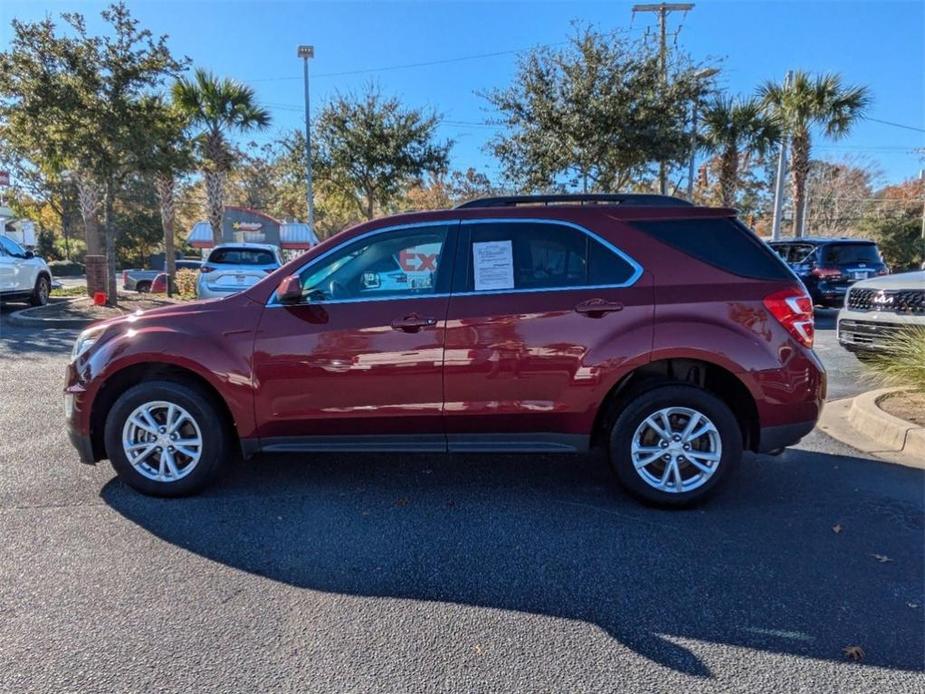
[29, 275, 50, 306]
[104, 380, 229, 497]
[609, 384, 742, 507]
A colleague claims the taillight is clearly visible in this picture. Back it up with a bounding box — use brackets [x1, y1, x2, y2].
[763, 288, 814, 348]
[811, 267, 841, 279]
[200, 265, 214, 273]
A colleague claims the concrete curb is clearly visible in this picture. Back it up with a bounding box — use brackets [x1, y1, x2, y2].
[818, 387, 925, 469]
[6, 298, 106, 330]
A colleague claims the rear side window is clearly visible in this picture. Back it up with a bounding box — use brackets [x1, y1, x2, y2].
[821, 243, 881, 265]
[463, 222, 637, 292]
[632, 218, 792, 281]
[209, 248, 277, 265]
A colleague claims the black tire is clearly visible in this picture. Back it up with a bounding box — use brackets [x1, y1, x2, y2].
[136, 281, 151, 293]
[29, 275, 50, 306]
[608, 384, 742, 507]
[104, 380, 229, 497]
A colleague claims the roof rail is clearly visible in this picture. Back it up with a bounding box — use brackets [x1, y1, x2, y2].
[455, 193, 694, 209]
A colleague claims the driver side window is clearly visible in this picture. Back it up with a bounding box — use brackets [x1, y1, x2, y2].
[298, 225, 450, 302]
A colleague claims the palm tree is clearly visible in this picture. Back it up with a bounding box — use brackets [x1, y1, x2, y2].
[759, 71, 870, 237]
[172, 69, 270, 245]
[699, 96, 780, 207]
[141, 96, 194, 296]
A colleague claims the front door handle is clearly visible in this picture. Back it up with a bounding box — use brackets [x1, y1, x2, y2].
[574, 298, 624, 317]
[391, 313, 438, 332]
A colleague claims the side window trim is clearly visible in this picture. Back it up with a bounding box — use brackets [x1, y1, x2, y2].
[452, 218, 643, 297]
[267, 220, 459, 306]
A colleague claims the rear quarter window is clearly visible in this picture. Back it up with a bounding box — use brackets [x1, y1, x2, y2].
[631, 218, 793, 281]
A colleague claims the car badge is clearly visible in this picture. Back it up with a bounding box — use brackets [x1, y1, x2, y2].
[873, 290, 893, 305]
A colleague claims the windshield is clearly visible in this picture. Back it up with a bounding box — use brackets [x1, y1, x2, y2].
[821, 243, 881, 265]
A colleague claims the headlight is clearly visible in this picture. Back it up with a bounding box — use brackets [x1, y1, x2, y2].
[71, 330, 100, 360]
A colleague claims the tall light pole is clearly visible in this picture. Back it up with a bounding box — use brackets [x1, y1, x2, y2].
[633, 3, 695, 194]
[771, 70, 794, 241]
[298, 45, 315, 232]
[687, 67, 719, 201]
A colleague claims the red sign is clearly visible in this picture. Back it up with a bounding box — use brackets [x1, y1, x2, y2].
[0, 171, 9, 187]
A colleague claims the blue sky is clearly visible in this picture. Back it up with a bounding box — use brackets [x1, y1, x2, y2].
[3, 0, 923, 186]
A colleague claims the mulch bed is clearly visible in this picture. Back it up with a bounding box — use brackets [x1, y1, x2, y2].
[31, 293, 182, 321]
[878, 391, 925, 427]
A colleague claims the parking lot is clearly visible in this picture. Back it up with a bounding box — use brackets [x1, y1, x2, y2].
[0, 305, 922, 692]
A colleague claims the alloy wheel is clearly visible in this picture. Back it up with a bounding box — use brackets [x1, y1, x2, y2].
[121, 400, 204, 482]
[630, 406, 722, 494]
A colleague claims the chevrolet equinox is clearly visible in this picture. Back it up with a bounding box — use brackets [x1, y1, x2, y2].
[65, 194, 825, 506]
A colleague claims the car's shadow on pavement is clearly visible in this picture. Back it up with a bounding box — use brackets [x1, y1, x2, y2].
[100, 448, 924, 678]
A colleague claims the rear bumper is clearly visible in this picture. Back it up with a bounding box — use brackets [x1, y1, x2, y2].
[758, 418, 817, 453]
[811, 285, 848, 307]
[196, 283, 247, 299]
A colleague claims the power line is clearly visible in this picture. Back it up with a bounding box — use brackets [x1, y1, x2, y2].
[249, 43, 570, 83]
[865, 117, 925, 134]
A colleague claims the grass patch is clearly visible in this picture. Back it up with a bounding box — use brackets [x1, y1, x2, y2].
[864, 327, 925, 393]
[50, 286, 87, 298]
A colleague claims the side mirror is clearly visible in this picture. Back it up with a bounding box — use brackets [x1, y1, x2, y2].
[24, 250, 34, 259]
[276, 274, 302, 303]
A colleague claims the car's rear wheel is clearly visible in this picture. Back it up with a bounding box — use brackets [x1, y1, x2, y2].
[136, 281, 151, 293]
[104, 380, 229, 497]
[609, 385, 742, 507]
[29, 275, 50, 306]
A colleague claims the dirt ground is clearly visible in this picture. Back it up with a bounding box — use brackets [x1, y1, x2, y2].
[878, 390, 925, 427]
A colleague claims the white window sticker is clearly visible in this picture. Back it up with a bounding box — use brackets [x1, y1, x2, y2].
[473, 240, 515, 291]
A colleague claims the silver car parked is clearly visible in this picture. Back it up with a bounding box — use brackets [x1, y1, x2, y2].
[196, 243, 283, 299]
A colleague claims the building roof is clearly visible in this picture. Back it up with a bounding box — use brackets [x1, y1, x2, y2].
[280, 222, 319, 249]
[187, 218, 319, 249]
[225, 206, 281, 224]
[187, 221, 213, 248]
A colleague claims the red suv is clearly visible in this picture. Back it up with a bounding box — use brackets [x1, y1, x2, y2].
[65, 194, 825, 505]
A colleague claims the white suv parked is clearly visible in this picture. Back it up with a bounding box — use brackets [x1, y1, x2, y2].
[837, 270, 925, 356]
[196, 243, 282, 299]
[0, 235, 52, 306]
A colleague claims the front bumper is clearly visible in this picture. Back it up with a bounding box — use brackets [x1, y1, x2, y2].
[837, 305, 923, 351]
[68, 424, 96, 464]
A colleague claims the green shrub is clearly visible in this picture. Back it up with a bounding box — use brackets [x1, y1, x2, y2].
[865, 327, 925, 392]
[48, 260, 86, 277]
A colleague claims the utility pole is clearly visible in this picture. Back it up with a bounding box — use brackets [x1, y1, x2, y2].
[297, 45, 315, 232]
[633, 3, 694, 195]
[771, 70, 794, 241]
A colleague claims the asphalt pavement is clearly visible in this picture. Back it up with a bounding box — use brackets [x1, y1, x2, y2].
[0, 303, 921, 693]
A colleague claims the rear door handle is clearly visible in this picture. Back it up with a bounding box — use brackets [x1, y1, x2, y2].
[574, 298, 624, 316]
[391, 313, 438, 332]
